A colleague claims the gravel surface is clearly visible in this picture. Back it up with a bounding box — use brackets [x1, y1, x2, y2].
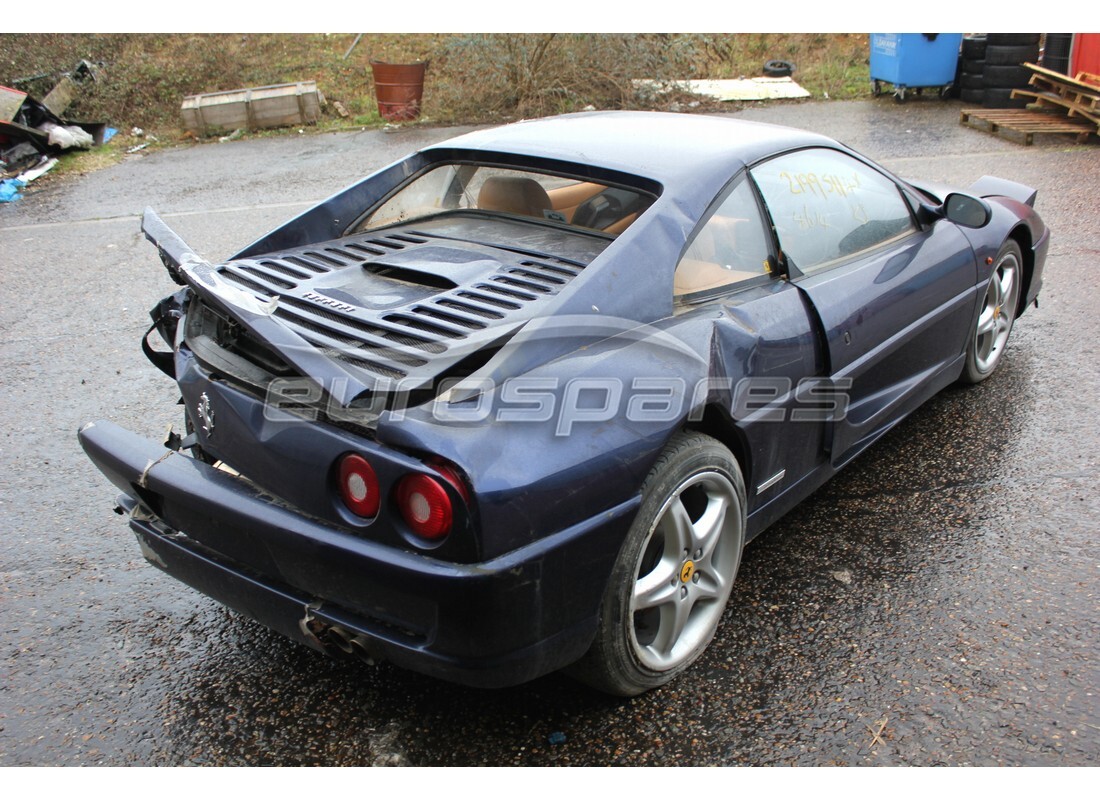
[1, 101, 1097, 766]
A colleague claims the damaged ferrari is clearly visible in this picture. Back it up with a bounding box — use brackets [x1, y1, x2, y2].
[79, 112, 1048, 695]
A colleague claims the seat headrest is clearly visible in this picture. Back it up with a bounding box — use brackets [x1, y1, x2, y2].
[477, 176, 552, 218]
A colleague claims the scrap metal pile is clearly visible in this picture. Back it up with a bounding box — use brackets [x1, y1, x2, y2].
[1, 60, 112, 201]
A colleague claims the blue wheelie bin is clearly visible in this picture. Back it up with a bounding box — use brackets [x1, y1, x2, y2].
[870, 33, 964, 102]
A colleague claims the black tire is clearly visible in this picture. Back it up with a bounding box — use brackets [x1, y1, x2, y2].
[983, 65, 1033, 88]
[959, 71, 985, 90]
[1042, 33, 1073, 74]
[983, 88, 1029, 108]
[961, 58, 986, 75]
[960, 240, 1023, 384]
[961, 36, 987, 60]
[987, 33, 1041, 47]
[960, 88, 986, 104]
[568, 431, 746, 696]
[986, 44, 1040, 66]
[763, 59, 794, 78]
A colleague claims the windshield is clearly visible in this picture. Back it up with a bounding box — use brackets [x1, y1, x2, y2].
[358, 163, 655, 236]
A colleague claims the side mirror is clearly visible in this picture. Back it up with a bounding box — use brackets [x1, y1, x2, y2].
[942, 192, 992, 228]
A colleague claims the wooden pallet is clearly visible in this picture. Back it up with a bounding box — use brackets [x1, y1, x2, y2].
[1008, 63, 1100, 136]
[959, 107, 1095, 145]
[1021, 63, 1100, 115]
[1011, 89, 1100, 127]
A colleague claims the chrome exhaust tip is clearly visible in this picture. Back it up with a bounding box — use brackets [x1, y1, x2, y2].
[325, 624, 357, 655]
[349, 634, 381, 666]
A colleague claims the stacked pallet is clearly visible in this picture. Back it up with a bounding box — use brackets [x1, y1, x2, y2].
[1011, 63, 1100, 130]
[960, 63, 1099, 145]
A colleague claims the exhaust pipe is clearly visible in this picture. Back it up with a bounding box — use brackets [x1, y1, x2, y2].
[349, 634, 381, 666]
[323, 624, 385, 666]
[300, 603, 384, 665]
[325, 625, 357, 655]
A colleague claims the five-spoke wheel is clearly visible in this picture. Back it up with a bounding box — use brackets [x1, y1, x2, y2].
[963, 240, 1023, 383]
[629, 470, 740, 671]
[570, 432, 746, 695]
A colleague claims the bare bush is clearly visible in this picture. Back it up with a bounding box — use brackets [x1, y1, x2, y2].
[430, 34, 706, 119]
[0, 33, 870, 135]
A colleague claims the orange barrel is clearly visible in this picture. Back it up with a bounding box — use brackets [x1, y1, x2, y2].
[370, 60, 428, 121]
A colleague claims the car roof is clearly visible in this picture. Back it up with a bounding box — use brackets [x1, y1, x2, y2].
[427, 111, 837, 190]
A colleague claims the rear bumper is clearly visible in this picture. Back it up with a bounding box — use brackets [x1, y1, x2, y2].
[79, 420, 638, 688]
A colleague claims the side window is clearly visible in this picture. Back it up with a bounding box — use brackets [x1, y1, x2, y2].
[750, 148, 916, 274]
[674, 177, 772, 298]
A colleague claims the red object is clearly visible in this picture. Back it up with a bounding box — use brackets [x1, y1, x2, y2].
[370, 60, 428, 122]
[430, 459, 470, 503]
[338, 453, 380, 518]
[1071, 33, 1100, 78]
[396, 473, 453, 540]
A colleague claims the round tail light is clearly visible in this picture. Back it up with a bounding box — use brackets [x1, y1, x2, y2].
[338, 454, 380, 518]
[396, 474, 453, 540]
[429, 459, 471, 503]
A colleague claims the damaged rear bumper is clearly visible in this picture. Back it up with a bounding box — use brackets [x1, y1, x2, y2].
[78, 420, 637, 688]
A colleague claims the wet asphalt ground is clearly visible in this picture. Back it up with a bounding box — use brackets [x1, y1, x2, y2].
[1, 100, 1097, 766]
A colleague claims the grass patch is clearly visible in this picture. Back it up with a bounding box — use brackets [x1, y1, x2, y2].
[0, 33, 872, 141]
[353, 109, 385, 127]
[49, 145, 124, 176]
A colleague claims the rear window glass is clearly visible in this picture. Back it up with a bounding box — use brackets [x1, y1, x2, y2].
[359, 164, 655, 236]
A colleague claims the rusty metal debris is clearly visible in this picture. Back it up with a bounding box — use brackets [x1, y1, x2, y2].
[1, 60, 115, 201]
[1, 60, 109, 179]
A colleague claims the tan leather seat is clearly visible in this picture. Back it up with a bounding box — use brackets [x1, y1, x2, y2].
[674, 260, 762, 296]
[603, 212, 639, 235]
[546, 182, 605, 221]
[477, 177, 552, 218]
[674, 215, 768, 296]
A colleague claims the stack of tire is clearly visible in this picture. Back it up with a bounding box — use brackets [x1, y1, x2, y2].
[1041, 34, 1073, 75]
[959, 34, 1041, 108]
[958, 35, 988, 104]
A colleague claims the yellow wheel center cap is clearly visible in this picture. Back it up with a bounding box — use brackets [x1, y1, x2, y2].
[680, 560, 696, 583]
[994, 305, 1001, 320]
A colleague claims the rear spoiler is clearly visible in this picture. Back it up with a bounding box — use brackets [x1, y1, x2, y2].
[142, 207, 198, 284]
[967, 176, 1037, 208]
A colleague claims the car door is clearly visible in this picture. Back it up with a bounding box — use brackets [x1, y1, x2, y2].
[749, 147, 978, 466]
[674, 173, 827, 517]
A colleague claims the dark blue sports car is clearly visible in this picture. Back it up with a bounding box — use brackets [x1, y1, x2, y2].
[79, 112, 1048, 695]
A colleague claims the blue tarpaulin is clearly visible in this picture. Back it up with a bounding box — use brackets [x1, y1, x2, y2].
[0, 178, 26, 203]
